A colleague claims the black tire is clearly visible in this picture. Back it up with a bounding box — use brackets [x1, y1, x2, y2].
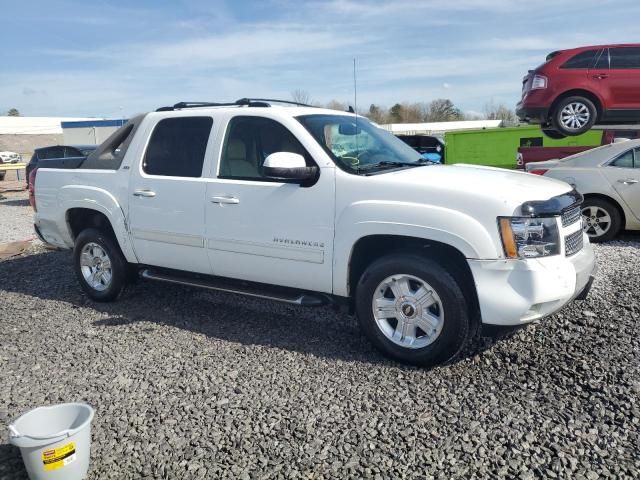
[541, 128, 566, 140]
[551, 95, 597, 136]
[355, 253, 473, 367]
[73, 228, 128, 302]
[582, 198, 622, 243]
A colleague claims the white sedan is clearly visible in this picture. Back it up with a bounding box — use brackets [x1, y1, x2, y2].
[526, 139, 640, 242]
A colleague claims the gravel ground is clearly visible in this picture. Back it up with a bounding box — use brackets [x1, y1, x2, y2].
[0, 192, 36, 244]
[0, 196, 639, 479]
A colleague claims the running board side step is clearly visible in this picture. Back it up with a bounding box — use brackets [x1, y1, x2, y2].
[140, 269, 329, 307]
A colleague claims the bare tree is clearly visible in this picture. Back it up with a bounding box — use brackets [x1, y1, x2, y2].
[325, 100, 348, 112]
[291, 89, 312, 105]
[484, 101, 517, 124]
[366, 104, 387, 123]
[425, 99, 462, 122]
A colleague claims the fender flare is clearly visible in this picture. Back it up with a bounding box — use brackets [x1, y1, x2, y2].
[332, 201, 499, 296]
[58, 185, 138, 263]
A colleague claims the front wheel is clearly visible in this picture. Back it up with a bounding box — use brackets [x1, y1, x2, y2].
[73, 228, 128, 302]
[355, 253, 472, 367]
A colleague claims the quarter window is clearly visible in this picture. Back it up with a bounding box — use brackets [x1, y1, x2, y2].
[143, 117, 212, 177]
[219, 116, 313, 180]
[610, 47, 640, 69]
[560, 50, 598, 69]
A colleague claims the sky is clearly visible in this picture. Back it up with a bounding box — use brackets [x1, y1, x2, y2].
[0, 0, 638, 118]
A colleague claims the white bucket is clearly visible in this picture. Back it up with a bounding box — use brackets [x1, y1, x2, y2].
[7, 403, 94, 480]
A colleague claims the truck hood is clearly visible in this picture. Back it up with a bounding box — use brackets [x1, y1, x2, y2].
[381, 163, 572, 214]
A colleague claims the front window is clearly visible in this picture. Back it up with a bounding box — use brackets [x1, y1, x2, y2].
[297, 114, 426, 174]
[610, 47, 640, 69]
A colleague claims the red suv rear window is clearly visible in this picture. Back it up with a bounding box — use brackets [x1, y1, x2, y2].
[560, 50, 599, 69]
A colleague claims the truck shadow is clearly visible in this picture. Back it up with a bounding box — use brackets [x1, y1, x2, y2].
[1, 250, 520, 368]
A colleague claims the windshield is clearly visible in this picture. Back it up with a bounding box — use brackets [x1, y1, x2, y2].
[297, 114, 426, 174]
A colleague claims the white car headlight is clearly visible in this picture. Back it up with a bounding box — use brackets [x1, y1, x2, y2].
[498, 217, 560, 258]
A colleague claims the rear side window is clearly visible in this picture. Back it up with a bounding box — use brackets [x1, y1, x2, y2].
[560, 50, 598, 69]
[38, 147, 65, 159]
[610, 47, 640, 69]
[610, 150, 634, 168]
[143, 117, 212, 177]
[64, 147, 83, 158]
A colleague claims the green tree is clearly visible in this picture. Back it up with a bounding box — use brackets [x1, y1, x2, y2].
[7, 108, 20, 116]
[389, 103, 404, 122]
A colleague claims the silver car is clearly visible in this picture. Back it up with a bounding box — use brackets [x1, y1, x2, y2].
[526, 139, 640, 242]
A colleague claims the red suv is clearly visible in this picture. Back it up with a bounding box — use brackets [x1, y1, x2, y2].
[517, 44, 640, 138]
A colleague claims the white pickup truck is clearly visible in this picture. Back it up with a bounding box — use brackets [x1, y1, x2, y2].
[32, 99, 596, 366]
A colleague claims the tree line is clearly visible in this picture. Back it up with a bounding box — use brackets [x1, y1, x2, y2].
[291, 90, 517, 125]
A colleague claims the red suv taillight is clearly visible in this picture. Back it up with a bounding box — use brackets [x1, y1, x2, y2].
[28, 168, 38, 211]
[529, 169, 548, 176]
[531, 75, 547, 90]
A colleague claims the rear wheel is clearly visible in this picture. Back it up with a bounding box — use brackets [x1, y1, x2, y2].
[581, 198, 622, 242]
[355, 253, 472, 366]
[551, 96, 597, 136]
[73, 228, 128, 301]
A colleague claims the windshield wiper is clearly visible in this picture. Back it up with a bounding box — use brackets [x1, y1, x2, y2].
[358, 161, 421, 172]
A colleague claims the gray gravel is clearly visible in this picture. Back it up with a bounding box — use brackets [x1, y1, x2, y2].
[0, 201, 638, 478]
[0, 192, 36, 244]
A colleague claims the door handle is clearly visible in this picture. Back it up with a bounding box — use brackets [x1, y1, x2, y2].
[133, 189, 156, 197]
[618, 179, 639, 185]
[592, 74, 608, 80]
[211, 195, 240, 204]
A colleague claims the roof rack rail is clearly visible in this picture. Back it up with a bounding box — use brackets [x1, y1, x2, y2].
[235, 98, 316, 108]
[156, 98, 317, 112]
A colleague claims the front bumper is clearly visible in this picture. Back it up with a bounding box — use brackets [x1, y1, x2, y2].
[468, 236, 596, 326]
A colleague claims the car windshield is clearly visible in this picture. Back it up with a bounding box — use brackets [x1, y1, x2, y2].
[297, 114, 428, 174]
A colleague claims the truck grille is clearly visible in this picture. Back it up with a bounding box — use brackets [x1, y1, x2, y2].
[565, 229, 584, 257]
[561, 206, 582, 227]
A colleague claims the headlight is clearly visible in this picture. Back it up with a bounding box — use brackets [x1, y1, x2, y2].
[498, 217, 560, 259]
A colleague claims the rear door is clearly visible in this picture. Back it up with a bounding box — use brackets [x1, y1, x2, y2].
[602, 147, 640, 220]
[127, 115, 215, 274]
[605, 47, 640, 110]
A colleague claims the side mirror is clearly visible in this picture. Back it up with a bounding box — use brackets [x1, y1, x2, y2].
[263, 152, 318, 182]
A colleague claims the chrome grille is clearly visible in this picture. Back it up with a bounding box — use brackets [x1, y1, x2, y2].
[561, 206, 582, 227]
[565, 229, 584, 257]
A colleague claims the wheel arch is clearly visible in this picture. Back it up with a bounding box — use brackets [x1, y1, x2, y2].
[66, 208, 117, 241]
[347, 234, 481, 324]
[64, 205, 137, 263]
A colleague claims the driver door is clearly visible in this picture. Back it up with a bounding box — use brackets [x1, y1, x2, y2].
[204, 114, 335, 293]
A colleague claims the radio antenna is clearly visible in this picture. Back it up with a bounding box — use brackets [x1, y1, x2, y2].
[353, 58, 358, 116]
[353, 58, 359, 161]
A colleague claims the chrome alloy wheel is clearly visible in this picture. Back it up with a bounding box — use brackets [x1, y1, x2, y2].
[79, 242, 113, 291]
[371, 274, 444, 349]
[560, 102, 591, 131]
[582, 205, 611, 238]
